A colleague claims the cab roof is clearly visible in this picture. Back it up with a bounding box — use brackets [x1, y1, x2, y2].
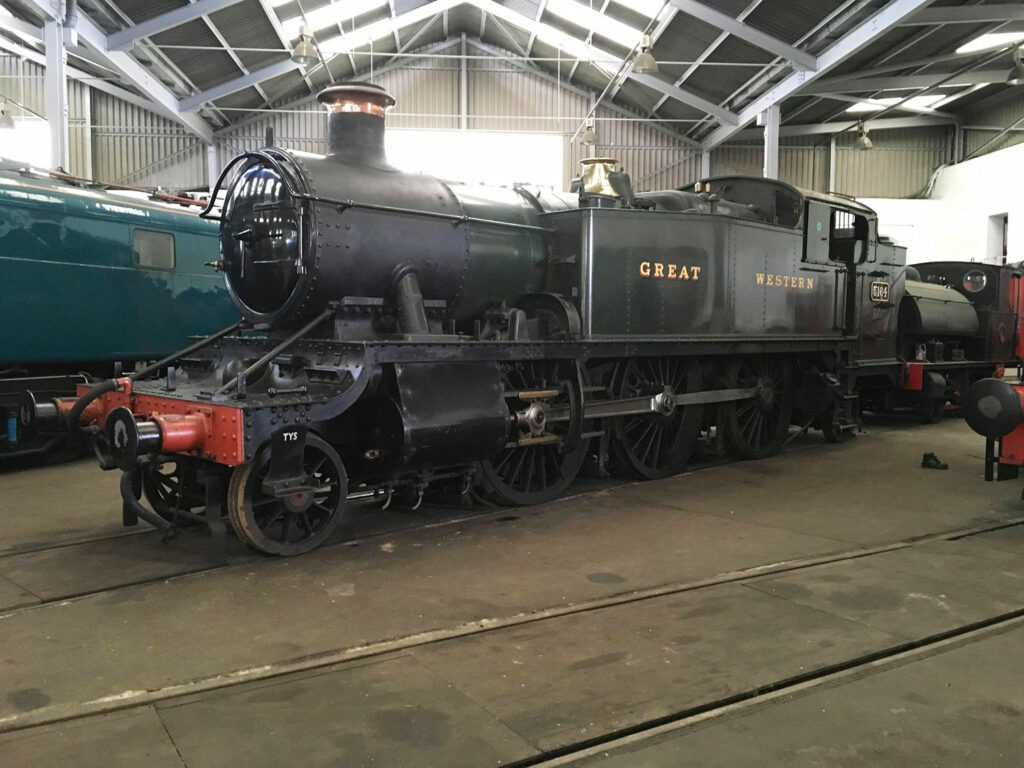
[695, 175, 878, 218]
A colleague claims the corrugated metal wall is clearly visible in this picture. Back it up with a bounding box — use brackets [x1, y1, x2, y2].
[962, 91, 1024, 160]
[710, 137, 829, 192]
[834, 126, 948, 198]
[1, 53, 90, 178]
[0, 53, 205, 186]
[91, 92, 206, 187]
[711, 127, 948, 198]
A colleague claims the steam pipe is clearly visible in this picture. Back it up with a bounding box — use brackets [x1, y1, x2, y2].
[394, 270, 429, 335]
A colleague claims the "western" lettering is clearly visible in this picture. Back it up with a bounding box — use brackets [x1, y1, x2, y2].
[755, 272, 814, 291]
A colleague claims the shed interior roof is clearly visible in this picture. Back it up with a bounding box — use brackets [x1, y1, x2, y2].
[1, 0, 1022, 146]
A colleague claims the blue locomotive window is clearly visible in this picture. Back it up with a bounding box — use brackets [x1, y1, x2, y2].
[133, 229, 175, 270]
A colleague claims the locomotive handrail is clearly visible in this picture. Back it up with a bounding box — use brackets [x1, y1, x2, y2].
[200, 151, 552, 235]
[215, 308, 336, 396]
[130, 321, 244, 382]
[200, 150, 305, 222]
[294, 193, 555, 234]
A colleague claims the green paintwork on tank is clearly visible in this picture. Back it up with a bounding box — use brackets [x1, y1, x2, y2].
[0, 168, 237, 365]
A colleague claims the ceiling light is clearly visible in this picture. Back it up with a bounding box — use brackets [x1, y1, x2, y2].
[632, 33, 658, 74]
[291, 25, 318, 67]
[580, 118, 597, 146]
[1009, 46, 1024, 86]
[956, 32, 1024, 55]
[853, 122, 873, 151]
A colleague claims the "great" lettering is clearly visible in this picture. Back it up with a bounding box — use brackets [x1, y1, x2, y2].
[638, 262, 701, 281]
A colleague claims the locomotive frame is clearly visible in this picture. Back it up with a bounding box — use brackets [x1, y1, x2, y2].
[19, 82, 1022, 556]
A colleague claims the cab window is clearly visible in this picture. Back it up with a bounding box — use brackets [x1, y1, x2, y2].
[133, 229, 175, 270]
[828, 209, 869, 263]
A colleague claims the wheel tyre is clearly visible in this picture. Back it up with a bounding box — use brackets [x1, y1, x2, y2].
[724, 356, 794, 460]
[609, 357, 704, 480]
[228, 435, 347, 556]
[478, 361, 587, 507]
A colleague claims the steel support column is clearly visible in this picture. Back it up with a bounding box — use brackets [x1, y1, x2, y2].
[207, 144, 221, 192]
[761, 104, 780, 179]
[700, 150, 711, 178]
[44, 19, 68, 171]
[828, 135, 837, 192]
[460, 32, 468, 131]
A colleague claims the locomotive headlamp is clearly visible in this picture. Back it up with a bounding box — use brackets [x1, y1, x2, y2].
[963, 269, 988, 293]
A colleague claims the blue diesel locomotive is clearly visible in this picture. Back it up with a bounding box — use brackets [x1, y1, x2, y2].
[0, 159, 236, 458]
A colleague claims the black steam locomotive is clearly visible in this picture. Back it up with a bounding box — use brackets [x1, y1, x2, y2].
[21, 83, 1022, 555]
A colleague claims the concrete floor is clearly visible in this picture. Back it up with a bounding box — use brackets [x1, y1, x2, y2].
[1, 416, 1022, 766]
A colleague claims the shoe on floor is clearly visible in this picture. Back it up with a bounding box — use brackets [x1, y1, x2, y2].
[921, 452, 948, 470]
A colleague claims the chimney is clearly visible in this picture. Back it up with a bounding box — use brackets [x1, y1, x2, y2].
[317, 82, 396, 167]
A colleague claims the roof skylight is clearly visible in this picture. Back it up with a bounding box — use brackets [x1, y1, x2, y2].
[956, 32, 1024, 54]
[844, 95, 946, 113]
[546, 0, 644, 49]
[280, 0, 388, 40]
[610, 0, 666, 19]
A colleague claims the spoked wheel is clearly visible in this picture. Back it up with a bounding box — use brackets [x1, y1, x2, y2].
[724, 356, 794, 459]
[478, 360, 587, 506]
[227, 435, 347, 556]
[609, 356, 704, 479]
[142, 458, 209, 525]
[821, 402, 856, 444]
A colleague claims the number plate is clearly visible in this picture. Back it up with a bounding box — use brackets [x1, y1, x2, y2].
[870, 281, 890, 303]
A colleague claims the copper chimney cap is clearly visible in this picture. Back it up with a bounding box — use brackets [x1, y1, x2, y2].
[316, 82, 396, 117]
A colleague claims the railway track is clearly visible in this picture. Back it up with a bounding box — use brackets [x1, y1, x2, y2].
[523, 611, 1024, 767]
[0, 440, 774, 610]
[2, 512, 1020, 735]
